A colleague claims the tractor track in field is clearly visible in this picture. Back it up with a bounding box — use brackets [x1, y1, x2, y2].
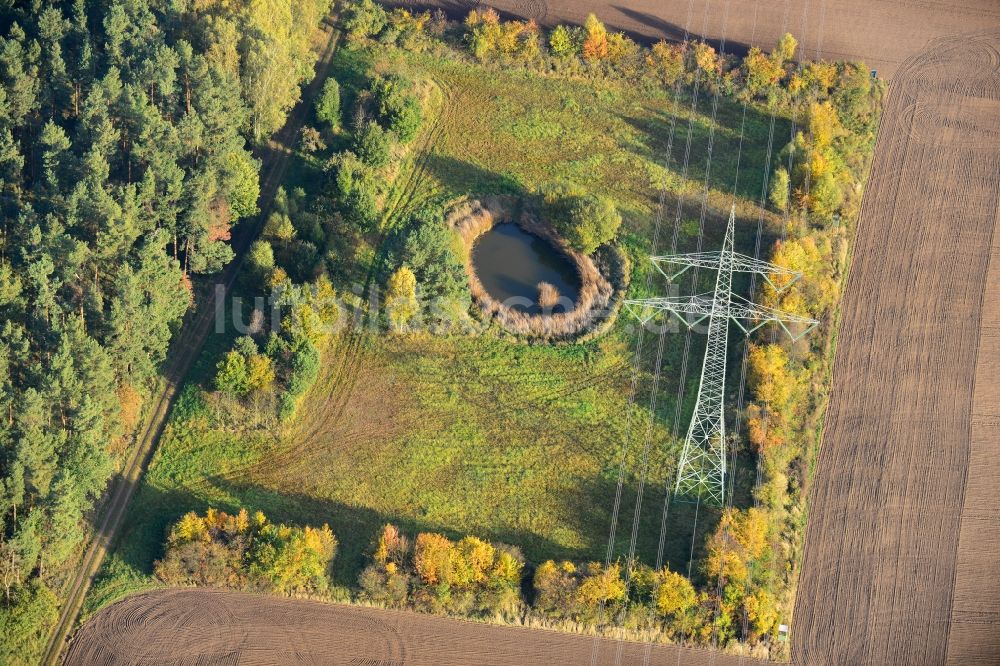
[40, 17, 344, 666]
[215, 78, 455, 489]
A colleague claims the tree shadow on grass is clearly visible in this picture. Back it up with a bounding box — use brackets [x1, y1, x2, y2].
[422, 153, 527, 199]
[167, 475, 613, 589]
[110, 446, 755, 595]
[618, 99, 793, 209]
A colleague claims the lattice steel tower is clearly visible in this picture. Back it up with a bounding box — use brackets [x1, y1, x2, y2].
[625, 207, 818, 506]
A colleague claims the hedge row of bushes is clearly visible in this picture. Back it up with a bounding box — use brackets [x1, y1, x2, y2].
[156, 509, 337, 596]
[355, 520, 777, 648]
[154, 508, 781, 650]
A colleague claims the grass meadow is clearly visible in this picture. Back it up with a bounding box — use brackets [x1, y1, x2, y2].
[86, 43, 787, 616]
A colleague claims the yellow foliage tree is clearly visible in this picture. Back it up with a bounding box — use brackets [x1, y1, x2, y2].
[762, 234, 838, 317]
[742, 47, 784, 96]
[576, 562, 626, 608]
[655, 568, 697, 616]
[233, 507, 250, 533]
[246, 353, 275, 391]
[648, 41, 685, 85]
[283, 302, 324, 346]
[704, 508, 770, 586]
[743, 587, 781, 641]
[581, 14, 609, 60]
[692, 42, 720, 78]
[772, 32, 797, 65]
[171, 511, 209, 543]
[803, 61, 837, 92]
[491, 549, 523, 587]
[746, 403, 785, 454]
[807, 101, 843, 150]
[413, 532, 454, 585]
[312, 273, 339, 326]
[455, 536, 495, 585]
[605, 32, 635, 63]
[386, 265, 419, 331]
[748, 344, 792, 409]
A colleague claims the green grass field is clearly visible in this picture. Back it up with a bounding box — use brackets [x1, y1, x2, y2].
[87, 43, 785, 614]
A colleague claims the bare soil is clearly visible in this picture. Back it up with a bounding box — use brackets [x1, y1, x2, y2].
[792, 30, 1000, 666]
[65, 588, 765, 665]
[391, 0, 1000, 77]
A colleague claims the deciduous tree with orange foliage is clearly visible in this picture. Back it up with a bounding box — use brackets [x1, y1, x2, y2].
[581, 13, 609, 61]
[359, 524, 524, 617]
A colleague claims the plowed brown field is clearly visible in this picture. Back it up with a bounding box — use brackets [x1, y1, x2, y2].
[391, 0, 1000, 77]
[793, 29, 1000, 666]
[65, 589, 763, 666]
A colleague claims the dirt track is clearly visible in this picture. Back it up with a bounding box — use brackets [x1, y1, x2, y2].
[392, 0, 1000, 77]
[65, 589, 764, 666]
[792, 30, 1000, 666]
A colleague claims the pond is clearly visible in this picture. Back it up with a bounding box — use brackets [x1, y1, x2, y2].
[471, 223, 581, 315]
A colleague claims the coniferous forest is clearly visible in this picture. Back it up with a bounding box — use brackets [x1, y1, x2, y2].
[0, 0, 328, 654]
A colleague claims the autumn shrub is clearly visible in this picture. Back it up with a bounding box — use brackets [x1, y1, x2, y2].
[299, 125, 326, 153]
[155, 508, 337, 596]
[465, 9, 540, 64]
[386, 265, 420, 331]
[215, 336, 275, 397]
[532, 560, 626, 623]
[358, 524, 524, 618]
[378, 9, 434, 52]
[647, 41, 685, 85]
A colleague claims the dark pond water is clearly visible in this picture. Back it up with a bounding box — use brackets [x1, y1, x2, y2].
[471, 223, 581, 315]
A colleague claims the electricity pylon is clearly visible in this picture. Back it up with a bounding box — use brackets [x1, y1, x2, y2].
[624, 207, 818, 506]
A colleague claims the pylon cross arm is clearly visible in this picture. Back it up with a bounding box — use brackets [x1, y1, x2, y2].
[623, 295, 818, 341]
[651, 252, 802, 293]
